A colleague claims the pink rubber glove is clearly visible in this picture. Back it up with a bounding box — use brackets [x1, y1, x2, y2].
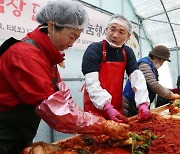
[36, 81, 105, 135]
[138, 103, 151, 122]
[103, 102, 128, 123]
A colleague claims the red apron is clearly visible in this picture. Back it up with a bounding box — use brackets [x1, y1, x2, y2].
[84, 40, 127, 119]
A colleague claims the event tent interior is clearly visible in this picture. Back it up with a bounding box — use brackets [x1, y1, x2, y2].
[30, 0, 180, 143]
[0, 0, 179, 144]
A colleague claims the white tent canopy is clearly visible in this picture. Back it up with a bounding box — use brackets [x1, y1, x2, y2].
[130, 0, 180, 49]
[130, 0, 180, 88]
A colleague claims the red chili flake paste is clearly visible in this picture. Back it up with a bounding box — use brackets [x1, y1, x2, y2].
[129, 114, 180, 154]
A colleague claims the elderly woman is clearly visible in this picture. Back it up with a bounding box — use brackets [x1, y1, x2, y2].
[0, 1, 128, 153]
[123, 45, 180, 117]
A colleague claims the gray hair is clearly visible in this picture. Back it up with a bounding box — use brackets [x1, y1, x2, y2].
[108, 14, 133, 34]
[35, 0, 89, 29]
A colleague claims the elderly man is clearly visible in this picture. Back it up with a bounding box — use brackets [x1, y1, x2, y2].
[82, 14, 151, 123]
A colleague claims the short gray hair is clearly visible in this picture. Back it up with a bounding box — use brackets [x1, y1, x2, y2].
[108, 14, 133, 34]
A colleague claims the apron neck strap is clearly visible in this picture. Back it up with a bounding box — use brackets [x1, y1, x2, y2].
[102, 40, 127, 63]
[102, 40, 107, 61]
[122, 48, 126, 63]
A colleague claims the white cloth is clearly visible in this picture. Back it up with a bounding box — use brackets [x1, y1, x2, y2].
[85, 72, 112, 110]
[158, 61, 173, 89]
[129, 70, 150, 107]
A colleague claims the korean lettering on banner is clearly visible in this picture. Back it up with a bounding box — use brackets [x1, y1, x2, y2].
[5, 0, 34, 34]
[0, 0, 40, 20]
[0, 0, 5, 13]
[86, 24, 106, 37]
[74, 23, 106, 49]
[0, 0, 42, 42]
[6, 0, 27, 17]
[0, 0, 109, 50]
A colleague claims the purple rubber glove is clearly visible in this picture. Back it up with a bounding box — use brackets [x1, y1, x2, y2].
[138, 103, 151, 122]
[103, 102, 128, 123]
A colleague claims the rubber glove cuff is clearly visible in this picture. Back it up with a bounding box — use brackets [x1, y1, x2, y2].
[103, 102, 113, 110]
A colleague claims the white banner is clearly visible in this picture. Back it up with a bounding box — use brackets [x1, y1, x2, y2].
[0, 0, 109, 50]
[0, 0, 139, 54]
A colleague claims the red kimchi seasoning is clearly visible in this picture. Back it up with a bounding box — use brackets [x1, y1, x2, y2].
[129, 114, 180, 154]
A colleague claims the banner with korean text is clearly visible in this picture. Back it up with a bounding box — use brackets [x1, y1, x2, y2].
[0, 0, 109, 50]
[0, 0, 139, 55]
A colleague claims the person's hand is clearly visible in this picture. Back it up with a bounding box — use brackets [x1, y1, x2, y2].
[103, 102, 128, 123]
[169, 93, 180, 100]
[138, 103, 151, 122]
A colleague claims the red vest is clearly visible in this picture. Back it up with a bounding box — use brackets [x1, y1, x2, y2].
[84, 40, 126, 119]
